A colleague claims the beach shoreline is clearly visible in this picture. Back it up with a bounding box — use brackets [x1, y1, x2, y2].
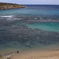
[1, 49, 59, 59]
[0, 5, 59, 59]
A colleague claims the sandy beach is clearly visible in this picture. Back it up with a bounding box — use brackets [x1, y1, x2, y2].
[1, 49, 59, 59]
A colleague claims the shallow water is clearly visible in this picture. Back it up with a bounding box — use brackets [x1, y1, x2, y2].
[0, 5, 59, 55]
[26, 23, 59, 32]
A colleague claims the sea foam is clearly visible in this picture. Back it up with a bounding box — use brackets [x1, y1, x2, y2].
[0, 15, 13, 18]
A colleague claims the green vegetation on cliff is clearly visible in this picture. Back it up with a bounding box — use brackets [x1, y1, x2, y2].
[0, 2, 25, 10]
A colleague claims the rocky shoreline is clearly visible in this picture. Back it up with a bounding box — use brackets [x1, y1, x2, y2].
[0, 2, 25, 10]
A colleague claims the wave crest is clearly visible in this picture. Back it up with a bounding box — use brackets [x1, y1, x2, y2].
[0, 15, 13, 18]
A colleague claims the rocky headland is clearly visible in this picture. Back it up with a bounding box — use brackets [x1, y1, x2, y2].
[0, 2, 25, 10]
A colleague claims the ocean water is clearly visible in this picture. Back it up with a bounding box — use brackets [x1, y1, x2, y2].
[0, 5, 59, 55]
[26, 23, 59, 32]
[0, 5, 59, 19]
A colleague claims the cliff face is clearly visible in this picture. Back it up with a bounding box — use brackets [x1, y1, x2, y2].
[0, 3, 25, 10]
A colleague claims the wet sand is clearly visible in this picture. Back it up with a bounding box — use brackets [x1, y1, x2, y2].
[1, 49, 59, 59]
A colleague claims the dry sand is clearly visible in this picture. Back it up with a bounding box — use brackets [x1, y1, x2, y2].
[1, 50, 59, 59]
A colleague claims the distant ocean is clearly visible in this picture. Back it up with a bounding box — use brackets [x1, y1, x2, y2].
[0, 5, 59, 55]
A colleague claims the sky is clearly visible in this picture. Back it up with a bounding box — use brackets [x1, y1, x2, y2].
[0, 0, 59, 5]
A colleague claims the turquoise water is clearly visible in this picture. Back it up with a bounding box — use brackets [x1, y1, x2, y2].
[0, 5, 59, 19]
[26, 23, 59, 32]
[0, 5, 59, 55]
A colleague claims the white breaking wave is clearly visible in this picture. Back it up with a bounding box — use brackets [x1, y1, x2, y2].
[0, 15, 21, 20]
[0, 15, 13, 18]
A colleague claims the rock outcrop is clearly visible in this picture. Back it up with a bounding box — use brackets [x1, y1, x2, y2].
[0, 2, 25, 10]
